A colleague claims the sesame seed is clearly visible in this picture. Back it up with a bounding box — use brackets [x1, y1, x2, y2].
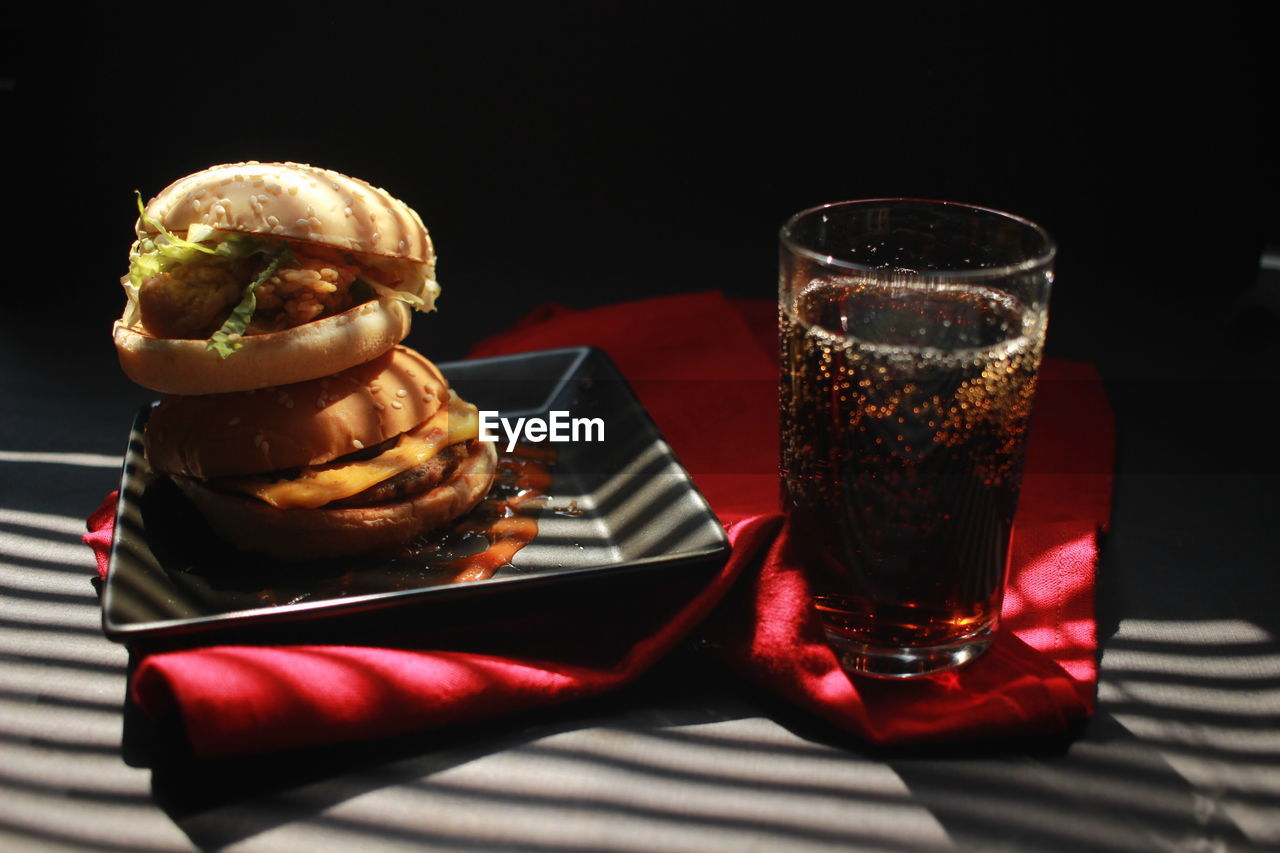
[295, 218, 310, 228]
[369, 384, 381, 393]
[374, 402, 385, 411]
[391, 401, 403, 409]
[353, 439, 364, 450]
[372, 232, 381, 241]
[253, 434, 264, 447]
[396, 389, 407, 398]
[316, 397, 326, 409]
[260, 441, 270, 453]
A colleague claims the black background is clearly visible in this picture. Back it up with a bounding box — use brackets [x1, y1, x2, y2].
[9, 7, 1273, 354]
[4, 6, 1277, 479]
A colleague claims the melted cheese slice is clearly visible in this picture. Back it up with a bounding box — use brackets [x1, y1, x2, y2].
[227, 399, 479, 510]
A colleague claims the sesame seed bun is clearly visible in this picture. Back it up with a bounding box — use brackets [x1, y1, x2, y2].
[140, 161, 435, 265]
[115, 298, 413, 396]
[144, 345, 449, 480]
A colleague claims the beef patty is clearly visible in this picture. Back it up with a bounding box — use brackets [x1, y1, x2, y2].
[327, 442, 471, 507]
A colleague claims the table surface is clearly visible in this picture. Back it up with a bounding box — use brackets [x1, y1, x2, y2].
[2, 297, 1278, 853]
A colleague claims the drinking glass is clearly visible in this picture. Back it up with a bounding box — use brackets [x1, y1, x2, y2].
[779, 199, 1055, 678]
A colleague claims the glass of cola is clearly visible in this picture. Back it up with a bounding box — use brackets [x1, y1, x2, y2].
[779, 199, 1055, 678]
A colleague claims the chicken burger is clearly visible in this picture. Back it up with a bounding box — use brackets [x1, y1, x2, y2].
[115, 162, 439, 395]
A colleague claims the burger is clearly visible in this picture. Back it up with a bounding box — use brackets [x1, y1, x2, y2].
[144, 345, 497, 560]
[114, 161, 439, 395]
[119, 162, 497, 560]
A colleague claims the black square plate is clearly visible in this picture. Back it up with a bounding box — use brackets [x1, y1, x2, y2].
[102, 347, 729, 645]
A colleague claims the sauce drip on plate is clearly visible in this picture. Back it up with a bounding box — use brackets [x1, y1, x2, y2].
[395, 444, 554, 583]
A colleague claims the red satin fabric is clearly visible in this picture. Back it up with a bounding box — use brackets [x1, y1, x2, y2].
[85, 291, 1112, 758]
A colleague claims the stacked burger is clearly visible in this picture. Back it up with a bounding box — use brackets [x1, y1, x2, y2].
[114, 162, 496, 560]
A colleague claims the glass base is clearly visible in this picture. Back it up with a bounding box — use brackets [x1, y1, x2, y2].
[823, 627, 995, 679]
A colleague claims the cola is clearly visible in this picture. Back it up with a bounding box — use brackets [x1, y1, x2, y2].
[781, 278, 1045, 656]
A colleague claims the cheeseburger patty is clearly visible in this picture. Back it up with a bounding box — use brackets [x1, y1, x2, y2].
[329, 442, 470, 507]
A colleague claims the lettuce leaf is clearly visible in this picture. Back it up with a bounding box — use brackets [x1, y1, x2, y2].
[206, 247, 293, 358]
[134, 192, 215, 256]
[359, 277, 430, 310]
[127, 193, 267, 288]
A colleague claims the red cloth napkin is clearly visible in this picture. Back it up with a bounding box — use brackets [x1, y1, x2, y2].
[85, 291, 1113, 758]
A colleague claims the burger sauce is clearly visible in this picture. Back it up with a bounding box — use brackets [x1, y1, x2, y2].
[395, 444, 554, 583]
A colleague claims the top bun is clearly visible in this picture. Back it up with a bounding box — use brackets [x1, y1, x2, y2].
[140, 161, 434, 264]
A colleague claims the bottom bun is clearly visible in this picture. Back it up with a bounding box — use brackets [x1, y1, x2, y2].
[174, 441, 498, 560]
[115, 298, 412, 395]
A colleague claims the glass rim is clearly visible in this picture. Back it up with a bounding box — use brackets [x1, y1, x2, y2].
[779, 198, 1057, 280]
